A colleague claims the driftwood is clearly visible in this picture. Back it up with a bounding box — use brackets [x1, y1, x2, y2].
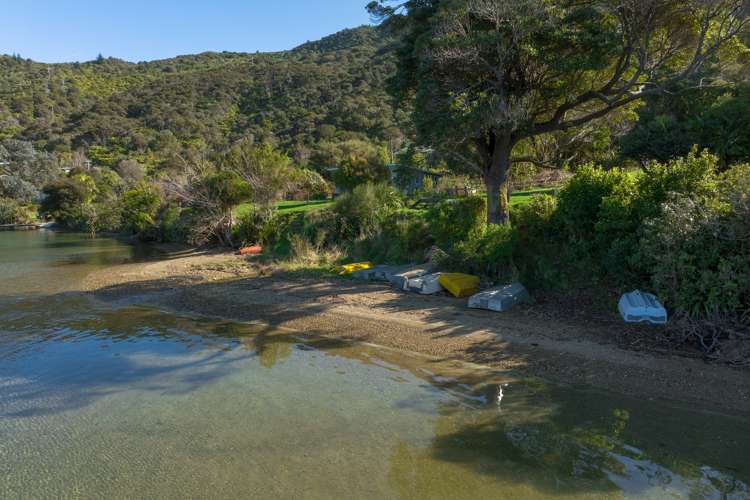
[661, 315, 750, 366]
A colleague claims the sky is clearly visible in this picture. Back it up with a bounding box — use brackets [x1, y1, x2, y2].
[0, 0, 374, 63]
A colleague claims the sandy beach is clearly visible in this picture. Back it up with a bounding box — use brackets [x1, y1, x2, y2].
[83, 248, 750, 415]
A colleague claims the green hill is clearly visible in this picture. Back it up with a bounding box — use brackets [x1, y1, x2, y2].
[0, 26, 404, 169]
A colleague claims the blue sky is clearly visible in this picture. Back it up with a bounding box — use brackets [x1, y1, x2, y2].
[0, 1, 374, 63]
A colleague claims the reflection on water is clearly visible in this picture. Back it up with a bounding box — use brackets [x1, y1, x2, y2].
[1, 232, 749, 499]
[0, 230, 159, 297]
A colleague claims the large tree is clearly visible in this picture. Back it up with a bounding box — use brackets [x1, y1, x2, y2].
[368, 0, 750, 224]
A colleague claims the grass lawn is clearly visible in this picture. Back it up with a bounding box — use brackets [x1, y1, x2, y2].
[276, 199, 334, 214]
[236, 199, 334, 218]
[236, 187, 554, 218]
[510, 187, 558, 206]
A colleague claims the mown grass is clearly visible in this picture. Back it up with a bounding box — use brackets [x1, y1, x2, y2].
[509, 187, 558, 206]
[236, 199, 334, 218]
[237, 187, 554, 219]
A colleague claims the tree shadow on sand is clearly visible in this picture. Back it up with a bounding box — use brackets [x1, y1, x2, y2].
[60, 270, 750, 496]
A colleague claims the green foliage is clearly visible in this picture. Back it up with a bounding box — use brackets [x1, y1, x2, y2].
[114, 159, 146, 187]
[594, 150, 720, 277]
[183, 170, 253, 246]
[199, 171, 253, 211]
[88, 145, 122, 167]
[0, 139, 61, 202]
[220, 142, 297, 206]
[0, 27, 402, 169]
[331, 150, 389, 191]
[425, 196, 486, 250]
[370, 0, 743, 224]
[39, 178, 91, 226]
[0, 198, 23, 224]
[121, 185, 161, 235]
[233, 206, 277, 246]
[332, 182, 403, 239]
[510, 195, 569, 287]
[512, 195, 558, 249]
[436, 224, 516, 281]
[288, 169, 332, 200]
[621, 83, 750, 167]
[554, 165, 634, 243]
[639, 192, 749, 318]
[156, 206, 187, 243]
[353, 209, 433, 263]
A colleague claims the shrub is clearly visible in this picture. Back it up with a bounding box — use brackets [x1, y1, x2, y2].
[354, 209, 433, 263]
[39, 178, 91, 226]
[332, 153, 389, 191]
[233, 206, 277, 246]
[437, 224, 516, 281]
[121, 185, 160, 235]
[512, 194, 558, 248]
[719, 163, 750, 198]
[552, 151, 722, 283]
[634, 148, 718, 220]
[596, 149, 720, 280]
[511, 195, 568, 287]
[262, 212, 318, 257]
[333, 182, 402, 239]
[156, 206, 187, 243]
[554, 164, 633, 243]
[0, 198, 22, 224]
[426, 196, 486, 250]
[639, 193, 749, 318]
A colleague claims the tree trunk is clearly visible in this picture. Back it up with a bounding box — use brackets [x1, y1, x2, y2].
[484, 136, 512, 225]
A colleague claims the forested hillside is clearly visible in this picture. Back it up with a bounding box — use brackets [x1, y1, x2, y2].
[0, 26, 404, 170]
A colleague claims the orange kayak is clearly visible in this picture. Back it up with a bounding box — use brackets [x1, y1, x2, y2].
[238, 245, 263, 255]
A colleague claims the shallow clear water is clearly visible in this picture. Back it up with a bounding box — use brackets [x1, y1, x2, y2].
[1, 231, 749, 499]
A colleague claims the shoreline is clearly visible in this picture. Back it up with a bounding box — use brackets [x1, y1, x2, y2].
[83, 248, 750, 415]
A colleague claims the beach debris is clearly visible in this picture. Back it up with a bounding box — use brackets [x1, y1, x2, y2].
[618, 290, 668, 325]
[389, 265, 433, 290]
[468, 283, 531, 312]
[439, 273, 480, 298]
[331, 262, 373, 276]
[407, 272, 444, 295]
[237, 245, 263, 256]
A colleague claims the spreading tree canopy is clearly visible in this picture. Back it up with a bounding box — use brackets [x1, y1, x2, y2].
[369, 0, 750, 224]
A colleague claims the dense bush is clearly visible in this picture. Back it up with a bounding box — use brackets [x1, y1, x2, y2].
[639, 194, 748, 318]
[425, 196, 486, 250]
[549, 150, 722, 282]
[332, 182, 403, 239]
[353, 209, 433, 263]
[510, 195, 567, 287]
[637, 163, 749, 318]
[512, 194, 558, 249]
[0, 198, 23, 224]
[39, 178, 91, 228]
[554, 164, 634, 245]
[232, 150, 747, 329]
[121, 185, 161, 235]
[233, 207, 278, 246]
[156, 206, 187, 243]
[436, 224, 516, 281]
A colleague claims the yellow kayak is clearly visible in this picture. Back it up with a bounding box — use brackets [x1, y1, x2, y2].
[332, 262, 373, 275]
[438, 273, 480, 298]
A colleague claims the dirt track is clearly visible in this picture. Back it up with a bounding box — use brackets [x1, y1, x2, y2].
[83, 249, 750, 415]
